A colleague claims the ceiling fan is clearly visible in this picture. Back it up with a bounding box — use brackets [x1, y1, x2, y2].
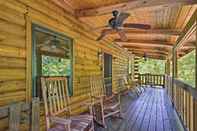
[96, 10, 151, 41]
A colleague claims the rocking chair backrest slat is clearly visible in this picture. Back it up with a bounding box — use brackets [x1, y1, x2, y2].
[41, 77, 70, 129]
[123, 76, 129, 86]
[90, 75, 105, 98]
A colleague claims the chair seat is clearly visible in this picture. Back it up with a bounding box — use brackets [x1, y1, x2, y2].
[49, 115, 93, 131]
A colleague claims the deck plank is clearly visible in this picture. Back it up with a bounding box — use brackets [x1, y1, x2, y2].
[127, 90, 150, 130]
[156, 89, 164, 131]
[95, 88, 184, 131]
[148, 89, 157, 131]
[131, 90, 153, 131]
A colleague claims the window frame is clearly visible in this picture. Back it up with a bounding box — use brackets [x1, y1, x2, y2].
[32, 24, 74, 97]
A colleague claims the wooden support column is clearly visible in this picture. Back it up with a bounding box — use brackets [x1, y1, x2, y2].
[194, 14, 197, 131]
[165, 59, 171, 75]
[25, 10, 32, 102]
[172, 47, 177, 105]
[195, 14, 197, 91]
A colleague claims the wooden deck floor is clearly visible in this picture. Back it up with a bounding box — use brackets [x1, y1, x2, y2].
[95, 88, 184, 131]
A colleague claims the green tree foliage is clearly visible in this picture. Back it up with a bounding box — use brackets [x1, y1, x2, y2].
[178, 50, 195, 87]
[42, 55, 71, 76]
[138, 58, 165, 75]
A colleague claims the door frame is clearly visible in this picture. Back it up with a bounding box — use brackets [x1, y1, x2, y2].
[103, 52, 113, 96]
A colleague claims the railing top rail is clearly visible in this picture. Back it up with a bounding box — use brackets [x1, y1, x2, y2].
[139, 73, 165, 75]
[0, 102, 30, 119]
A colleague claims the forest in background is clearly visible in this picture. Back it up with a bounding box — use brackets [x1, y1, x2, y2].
[138, 50, 196, 87]
[42, 55, 71, 76]
[178, 50, 195, 87]
[138, 58, 165, 75]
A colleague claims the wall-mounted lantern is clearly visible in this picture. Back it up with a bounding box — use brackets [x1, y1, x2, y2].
[97, 49, 103, 70]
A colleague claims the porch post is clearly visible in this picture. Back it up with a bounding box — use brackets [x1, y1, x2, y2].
[165, 59, 170, 75]
[195, 13, 197, 91]
[194, 13, 197, 131]
[172, 47, 177, 106]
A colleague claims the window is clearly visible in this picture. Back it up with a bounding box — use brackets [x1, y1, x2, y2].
[32, 25, 73, 97]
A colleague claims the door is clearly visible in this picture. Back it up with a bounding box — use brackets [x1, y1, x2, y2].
[104, 53, 112, 96]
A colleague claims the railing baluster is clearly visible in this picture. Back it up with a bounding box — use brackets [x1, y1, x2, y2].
[165, 75, 197, 131]
[138, 74, 166, 88]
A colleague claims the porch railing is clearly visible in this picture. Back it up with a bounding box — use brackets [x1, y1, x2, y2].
[165, 75, 197, 131]
[0, 98, 40, 131]
[139, 73, 165, 87]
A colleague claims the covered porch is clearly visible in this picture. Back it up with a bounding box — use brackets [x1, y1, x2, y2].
[0, 0, 197, 131]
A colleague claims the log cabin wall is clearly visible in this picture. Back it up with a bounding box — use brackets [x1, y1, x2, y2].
[0, 0, 130, 130]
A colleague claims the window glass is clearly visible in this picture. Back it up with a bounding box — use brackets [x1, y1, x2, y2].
[42, 55, 71, 76]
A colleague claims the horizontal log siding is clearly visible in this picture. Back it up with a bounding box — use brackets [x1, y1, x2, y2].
[0, 0, 130, 130]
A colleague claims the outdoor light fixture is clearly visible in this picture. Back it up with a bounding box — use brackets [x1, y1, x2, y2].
[97, 50, 103, 70]
[97, 51, 103, 59]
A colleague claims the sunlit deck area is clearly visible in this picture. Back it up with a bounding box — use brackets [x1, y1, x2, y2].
[96, 87, 183, 131]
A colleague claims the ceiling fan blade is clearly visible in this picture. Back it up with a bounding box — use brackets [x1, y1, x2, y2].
[96, 29, 115, 41]
[123, 23, 151, 29]
[116, 12, 130, 26]
[117, 29, 128, 41]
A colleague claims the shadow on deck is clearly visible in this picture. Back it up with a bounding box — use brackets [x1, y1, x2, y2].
[95, 88, 184, 131]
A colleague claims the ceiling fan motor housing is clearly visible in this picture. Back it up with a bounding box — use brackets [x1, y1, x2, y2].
[109, 18, 117, 29]
[108, 10, 119, 29]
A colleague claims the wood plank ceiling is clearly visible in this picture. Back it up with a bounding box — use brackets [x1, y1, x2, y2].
[52, 0, 197, 60]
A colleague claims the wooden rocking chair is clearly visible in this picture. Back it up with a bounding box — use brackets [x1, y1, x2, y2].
[41, 76, 94, 131]
[123, 75, 144, 96]
[89, 75, 121, 127]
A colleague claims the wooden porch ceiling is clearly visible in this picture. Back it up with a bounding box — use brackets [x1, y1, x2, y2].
[52, 0, 197, 60]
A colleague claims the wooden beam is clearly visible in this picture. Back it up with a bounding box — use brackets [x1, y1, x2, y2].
[131, 51, 167, 58]
[128, 48, 168, 55]
[51, 0, 75, 15]
[175, 10, 197, 49]
[106, 29, 181, 36]
[76, 0, 197, 17]
[122, 45, 170, 52]
[115, 39, 174, 48]
[133, 52, 166, 60]
[127, 47, 169, 54]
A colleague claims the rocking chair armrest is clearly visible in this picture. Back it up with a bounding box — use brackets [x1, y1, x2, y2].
[91, 96, 103, 100]
[80, 100, 95, 107]
[51, 116, 71, 125]
[105, 93, 119, 101]
[112, 91, 119, 95]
